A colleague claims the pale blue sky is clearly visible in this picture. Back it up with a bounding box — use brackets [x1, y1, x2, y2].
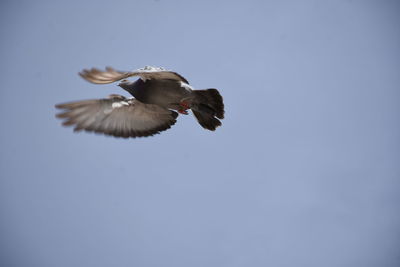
[1, 1, 399, 266]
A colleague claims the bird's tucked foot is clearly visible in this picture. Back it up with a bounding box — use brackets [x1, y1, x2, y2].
[178, 101, 190, 115]
[178, 109, 189, 115]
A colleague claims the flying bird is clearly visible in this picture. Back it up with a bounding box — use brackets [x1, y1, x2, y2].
[55, 66, 224, 138]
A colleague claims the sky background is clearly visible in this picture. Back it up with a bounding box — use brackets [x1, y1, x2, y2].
[1, 0, 399, 266]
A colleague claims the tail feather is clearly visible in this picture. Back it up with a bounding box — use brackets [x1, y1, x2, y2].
[192, 88, 224, 131]
[194, 89, 224, 119]
[192, 110, 222, 131]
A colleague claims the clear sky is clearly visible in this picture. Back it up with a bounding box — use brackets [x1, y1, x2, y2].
[1, 1, 399, 266]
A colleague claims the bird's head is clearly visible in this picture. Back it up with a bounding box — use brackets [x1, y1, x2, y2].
[118, 79, 133, 90]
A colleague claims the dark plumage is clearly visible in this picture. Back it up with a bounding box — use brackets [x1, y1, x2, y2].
[55, 66, 225, 138]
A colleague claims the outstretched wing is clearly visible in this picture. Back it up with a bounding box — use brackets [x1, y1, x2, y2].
[79, 66, 189, 84]
[55, 95, 178, 138]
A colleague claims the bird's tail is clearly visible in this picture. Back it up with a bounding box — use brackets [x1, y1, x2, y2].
[191, 89, 224, 131]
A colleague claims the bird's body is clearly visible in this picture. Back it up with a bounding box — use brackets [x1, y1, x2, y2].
[55, 66, 224, 138]
[120, 78, 192, 111]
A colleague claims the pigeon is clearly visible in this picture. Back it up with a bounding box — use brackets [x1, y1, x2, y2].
[55, 66, 224, 138]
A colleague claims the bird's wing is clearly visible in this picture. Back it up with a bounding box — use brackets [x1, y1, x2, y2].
[79, 66, 189, 84]
[55, 95, 178, 138]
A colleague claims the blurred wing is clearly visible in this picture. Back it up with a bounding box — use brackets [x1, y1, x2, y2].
[79, 66, 189, 84]
[55, 95, 178, 138]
